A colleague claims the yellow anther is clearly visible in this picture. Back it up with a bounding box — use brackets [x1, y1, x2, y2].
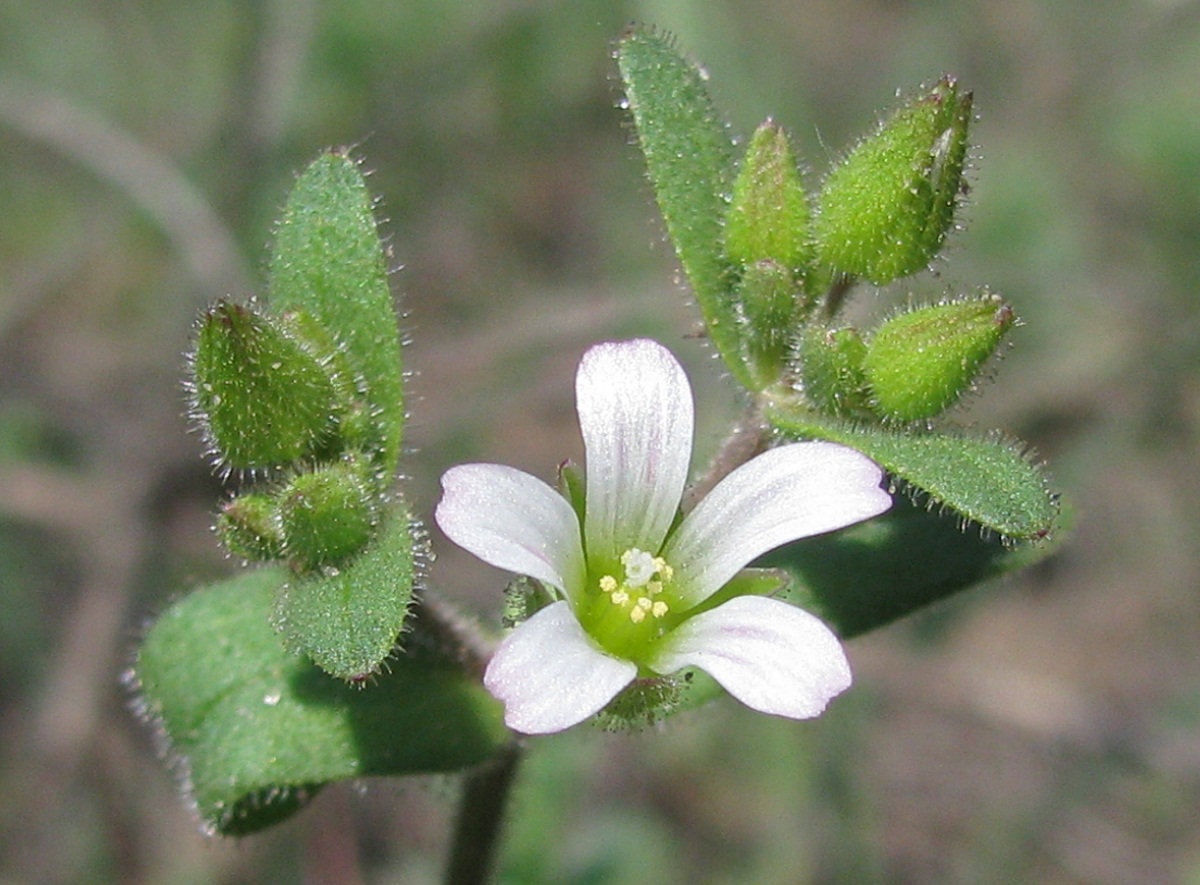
[636, 597, 653, 610]
[629, 606, 647, 624]
[651, 600, 670, 618]
[646, 581, 662, 596]
[611, 590, 630, 606]
[599, 575, 618, 593]
[653, 557, 673, 581]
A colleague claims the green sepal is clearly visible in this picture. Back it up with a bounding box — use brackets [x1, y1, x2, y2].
[191, 300, 342, 472]
[687, 567, 788, 617]
[274, 506, 416, 680]
[557, 459, 586, 526]
[761, 490, 1068, 639]
[734, 260, 797, 390]
[798, 325, 873, 418]
[595, 674, 690, 732]
[132, 568, 509, 836]
[267, 152, 405, 480]
[725, 120, 811, 275]
[864, 294, 1016, 422]
[217, 492, 286, 561]
[615, 26, 751, 389]
[814, 76, 973, 284]
[501, 576, 552, 630]
[767, 405, 1059, 541]
[279, 458, 379, 570]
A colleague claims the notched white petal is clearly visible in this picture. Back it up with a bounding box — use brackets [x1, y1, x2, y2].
[436, 464, 585, 596]
[666, 441, 891, 606]
[648, 596, 851, 719]
[577, 339, 694, 567]
[483, 601, 637, 734]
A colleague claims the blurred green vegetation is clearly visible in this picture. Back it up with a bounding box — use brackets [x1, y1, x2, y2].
[2, 1, 1200, 883]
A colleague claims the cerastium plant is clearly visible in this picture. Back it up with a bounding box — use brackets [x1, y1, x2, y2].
[130, 25, 1062, 883]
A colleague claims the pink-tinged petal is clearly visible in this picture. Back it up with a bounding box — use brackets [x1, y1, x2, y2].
[578, 339, 694, 569]
[436, 464, 585, 597]
[483, 601, 637, 734]
[648, 596, 851, 719]
[665, 442, 890, 607]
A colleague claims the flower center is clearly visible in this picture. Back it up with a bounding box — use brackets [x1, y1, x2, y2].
[584, 547, 675, 661]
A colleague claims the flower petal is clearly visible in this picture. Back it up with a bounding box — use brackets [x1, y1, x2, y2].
[484, 601, 637, 734]
[665, 441, 890, 607]
[578, 339, 694, 570]
[436, 464, 585, 597]
[648, 596, 851, 719]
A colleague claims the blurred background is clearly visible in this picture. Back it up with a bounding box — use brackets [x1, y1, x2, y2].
[2, 0, 1199, 882]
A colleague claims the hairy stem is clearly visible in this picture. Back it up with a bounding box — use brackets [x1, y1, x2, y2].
[443, 741, 524, 885]
[681, 408, 772, 512]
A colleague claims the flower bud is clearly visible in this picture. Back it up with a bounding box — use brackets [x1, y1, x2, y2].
[814, 77, 972, 284]
[798, 325, 872, 418]
[735, 259, 798, 389]
[724, 122, 815, 389]
[279, 459, 378, 570]
[724, 120, 811, 274]
[191, 301, 343, 472]
[216, 492, 285, 561]
[864, 294, 1016, 422]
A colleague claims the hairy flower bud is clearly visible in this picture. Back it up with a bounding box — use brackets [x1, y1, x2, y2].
[814, 77, 972, 284]
[798, 325, 872, 418]
[217, 492, 285, 561]
[864, 294, 1016, 422]
[723, 122, 815, 389]
[725, 120, 811, 274]
[279, 459, 378, 569]
[191, 301, 343, 472]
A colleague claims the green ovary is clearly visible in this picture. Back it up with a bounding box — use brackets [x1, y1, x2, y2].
[581, 548, 679, 662]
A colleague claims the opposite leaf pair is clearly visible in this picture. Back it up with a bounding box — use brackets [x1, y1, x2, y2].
[617, 26, 1058, 545]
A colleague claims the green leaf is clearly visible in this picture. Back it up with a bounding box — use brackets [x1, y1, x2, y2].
[134, 568, 509, 836]
[615, 27, 749, 388]
[761, 492, 1067, 639]
[767, 406, 1059, 541]
[274, 506, 416, 680]
[267, 152, 405, 479]
[191, 300, 343, 472]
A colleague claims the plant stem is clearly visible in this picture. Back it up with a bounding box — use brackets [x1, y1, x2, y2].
[682, 409, 771, 512]
[443, 740, 524, 885]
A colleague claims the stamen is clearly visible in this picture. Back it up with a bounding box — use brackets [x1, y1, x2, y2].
[653, 558, 673, 581]
[599, 547, 677, 628]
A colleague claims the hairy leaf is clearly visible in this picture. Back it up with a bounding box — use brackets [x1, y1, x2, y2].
[274, 507, 416, 680]
[267, 152, 404, 478]
[768, 406, 1059, 541]
[616, 27, 749, 387]
[134, 568, 508, 836]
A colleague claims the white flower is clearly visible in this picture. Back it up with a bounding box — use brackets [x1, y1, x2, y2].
[436, 339, 891, 734]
